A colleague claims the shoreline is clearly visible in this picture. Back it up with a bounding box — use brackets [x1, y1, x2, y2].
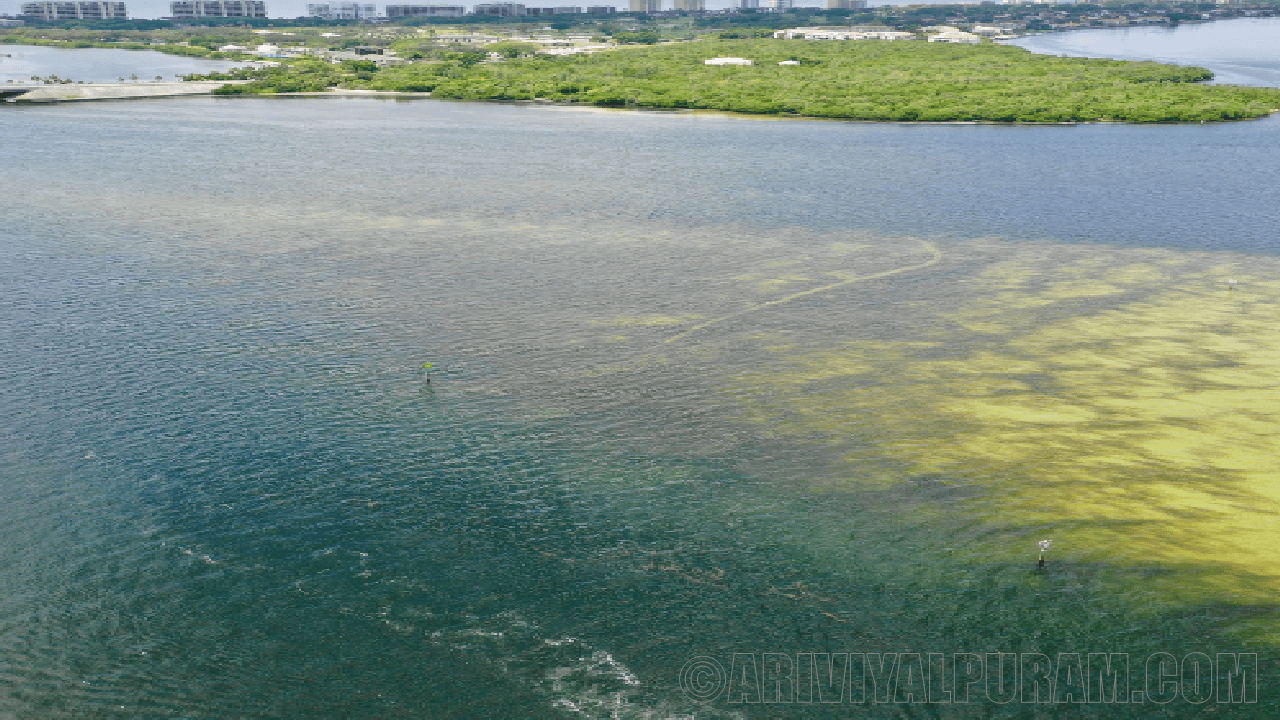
[247, 88, 1280, 125]
[11, 84, 1277, 124]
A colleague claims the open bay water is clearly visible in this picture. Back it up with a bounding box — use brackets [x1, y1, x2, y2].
[3, 28, 1280, 719]
[0, 44, 252, 84]
[1013, 16, 1280, 88]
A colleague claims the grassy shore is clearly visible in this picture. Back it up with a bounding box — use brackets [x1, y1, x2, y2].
[206, 39, 1280, 123]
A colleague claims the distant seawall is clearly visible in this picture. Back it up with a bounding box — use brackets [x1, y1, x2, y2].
[7, 80, 243, 103]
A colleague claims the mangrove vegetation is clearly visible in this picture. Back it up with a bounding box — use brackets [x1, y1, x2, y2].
[203, 39, 1280, 123]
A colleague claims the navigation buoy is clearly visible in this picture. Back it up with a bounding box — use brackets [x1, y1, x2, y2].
[1037, 539, 1052, 570]
[423, 362, 434, 383]
[1228, 279, 1237, 291]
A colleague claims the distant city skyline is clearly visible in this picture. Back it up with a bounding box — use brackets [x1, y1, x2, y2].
[5, 0, 942, 21]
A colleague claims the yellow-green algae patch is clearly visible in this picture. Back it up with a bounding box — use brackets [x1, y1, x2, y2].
[724, 248, 1280, 608]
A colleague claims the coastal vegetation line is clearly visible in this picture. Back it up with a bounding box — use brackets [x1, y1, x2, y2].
[197, 40, 1280, 123]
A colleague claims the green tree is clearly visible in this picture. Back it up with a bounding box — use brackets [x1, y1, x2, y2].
[613, 31, 661, 45]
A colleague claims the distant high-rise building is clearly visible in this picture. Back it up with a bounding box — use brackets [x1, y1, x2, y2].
[307, 1, 375, 18]
[473, 2, 525, 14]
[21, 1, 127, 19]
[628, 0, 659, 11]
[737, 0, 759, 8]
[672, 0, 701, 10]
[169, 0, 266, 18]
[764, 0, 792, 9]
[584, 4, 613, 11]
[825, 0, 866, 7]
[385, 3, 465, 15]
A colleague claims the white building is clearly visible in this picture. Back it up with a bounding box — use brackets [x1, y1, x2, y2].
[705, 57, 752, 65]
[672, 0, 702, 10]
[509, 32, 596, 45]
[928, 30, 981, 43]
[169, 0, 266, 17]
[21, 1, 127, 19]
[969, 25, 1006, 36]
[825, 0, 866, 7]
[307, 1, 376, 19]
[384, 4, 465, 15]
[764, 0, 792, 9]
[628, 0, 659, 10]
[435, 32, 501, 42]
[775, 26, 913, 40]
